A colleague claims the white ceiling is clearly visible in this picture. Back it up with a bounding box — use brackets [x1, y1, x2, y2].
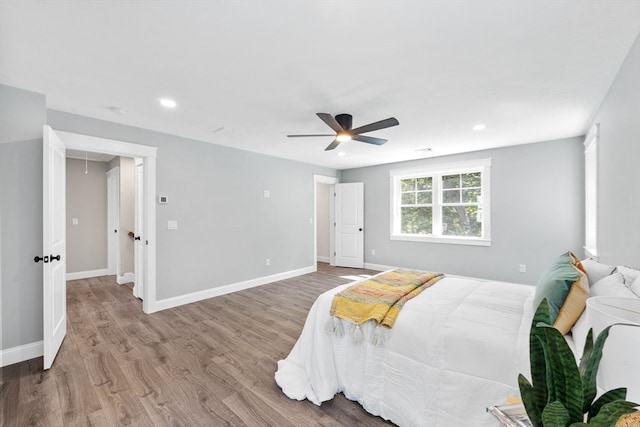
[1, 1, 639, 170]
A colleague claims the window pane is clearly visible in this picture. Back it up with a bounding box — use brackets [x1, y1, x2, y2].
[416, 177, 432, 191]
[442, 206, 481, 237]
[462, 172, 481, 188]
[442, 174, 460, 189]
[442, 189, 460, 203]
[401, 178, 415, 192]
[401, 207, 432, 234]
[402, 192, 416, 205]
[462, 188, 481, 203]
[417, 191, 432, 204]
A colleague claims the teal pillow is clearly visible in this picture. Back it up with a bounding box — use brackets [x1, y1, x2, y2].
[533, 252, 589, 334]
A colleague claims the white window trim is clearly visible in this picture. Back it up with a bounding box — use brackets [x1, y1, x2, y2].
[389, 158, 491, 246]
[583, 123, 599, 259]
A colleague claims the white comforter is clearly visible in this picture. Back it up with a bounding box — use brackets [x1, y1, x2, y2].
[275, 274, 536, 427]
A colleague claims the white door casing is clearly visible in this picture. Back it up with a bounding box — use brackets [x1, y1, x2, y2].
[133, 160, 144, 299]
[106, 167, 120, 276]
[53, 130, 157, 314]
[313, 175, 338, 268]
[43, 126, 67, 370]
[334, 182, 364, 268]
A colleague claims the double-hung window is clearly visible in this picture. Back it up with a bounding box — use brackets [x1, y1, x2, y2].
[390, 159, 491, 245]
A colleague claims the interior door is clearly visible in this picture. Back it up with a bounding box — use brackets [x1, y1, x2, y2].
[133, 161, 144, 299]
[43, 125, 66, 369]
[334, 182, 364, 268]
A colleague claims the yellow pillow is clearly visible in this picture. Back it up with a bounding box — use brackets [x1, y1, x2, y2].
[533, 252, 590, 334]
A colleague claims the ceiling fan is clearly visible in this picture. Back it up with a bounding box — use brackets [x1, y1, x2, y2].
[287, 113, 399, 151]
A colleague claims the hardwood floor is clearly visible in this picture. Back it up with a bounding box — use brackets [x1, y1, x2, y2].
[1, 263, 394, 427]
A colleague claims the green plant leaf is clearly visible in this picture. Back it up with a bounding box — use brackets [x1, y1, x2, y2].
[519, 374, 543, 427]
[578, 328, 593, 377]
[582, 325, 614, 409]
[588, 388, 628, 421]
[542, 401, 570, 427]
[585, 400, 638, 427]
[531, 300, 552, 409]
[538, 324, 584, 423]
[569, 423, 588, 427]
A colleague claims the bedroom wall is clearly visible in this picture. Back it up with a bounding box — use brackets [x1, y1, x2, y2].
[340, 137, 585, 285]
[47, 110, 339, 300]
[0, 84, 46, 351]
[66, 158, 109, 273]
[588, 33, 640, 269]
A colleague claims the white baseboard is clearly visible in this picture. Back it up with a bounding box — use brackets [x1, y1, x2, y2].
[0, 341, 43, 367]
[316, 256, 330, 263]
[151, 265, 316, 313]
[66, 268, 110, 281]
[117, 272, 135, 285]
[364, 262, 396, 272]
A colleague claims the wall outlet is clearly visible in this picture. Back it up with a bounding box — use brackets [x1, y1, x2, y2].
[168, 220, 178, 230]
[72, 218, 79, 225]
[519, 264, 526, 273]
[266, 258, 270, 266]
[263, 190, 270, 198]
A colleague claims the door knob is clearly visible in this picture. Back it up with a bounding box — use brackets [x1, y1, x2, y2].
[50, 255, 61, 262]
[34, 255, 49, 263]
[359, 228, 363, 231]
[134, 236, 141, 241]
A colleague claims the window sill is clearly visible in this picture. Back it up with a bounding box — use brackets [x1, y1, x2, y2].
[390, 234, 492, 246]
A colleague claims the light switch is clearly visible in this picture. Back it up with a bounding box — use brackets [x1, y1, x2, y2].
[72, 218, 79, 225]
[264, 190, 270, 198]
[168, 220, 178, 230]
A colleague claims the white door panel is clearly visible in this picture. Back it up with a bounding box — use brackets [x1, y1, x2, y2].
[334, 182, 364, 268]
[43, 125, 66, 369]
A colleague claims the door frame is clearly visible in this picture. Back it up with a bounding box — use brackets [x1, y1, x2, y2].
[313, 175, 338, 268]
[56, 130, 158, 313]
[106, 167, 120, 276]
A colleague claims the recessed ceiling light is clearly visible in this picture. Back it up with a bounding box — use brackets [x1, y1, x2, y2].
[337, 151, 346, 157]
[159, 98, 177, 109]
[473, 124, 486, 131]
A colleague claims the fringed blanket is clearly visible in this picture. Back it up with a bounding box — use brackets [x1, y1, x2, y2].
[330, 269, 444, 330]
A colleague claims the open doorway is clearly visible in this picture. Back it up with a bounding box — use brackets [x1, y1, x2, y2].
[55, 129, 157, 313]
[314, 175, 338, 268]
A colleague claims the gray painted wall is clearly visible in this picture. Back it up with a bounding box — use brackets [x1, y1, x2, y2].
[341, 137, 585, 285]
[0, 85, 46, 350]
[66, 158, 108, 273]
[588, 34, 640, 269]
[47, 110, 339, 300]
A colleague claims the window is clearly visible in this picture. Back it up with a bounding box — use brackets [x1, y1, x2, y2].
[390, 159, 491, 245]
[584, 124, 599, 258]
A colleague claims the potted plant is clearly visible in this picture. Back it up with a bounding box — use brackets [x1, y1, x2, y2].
[518, 299, 638, 426]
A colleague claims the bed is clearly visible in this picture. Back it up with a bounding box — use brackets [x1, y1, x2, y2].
[275, 255, 640, 427]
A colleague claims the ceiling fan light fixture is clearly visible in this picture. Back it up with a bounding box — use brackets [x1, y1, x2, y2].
[159, 98, 177, 109]
[336, 132, 352, 142]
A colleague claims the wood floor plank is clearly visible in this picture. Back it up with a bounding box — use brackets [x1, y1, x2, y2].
[1, 263, 394, 427]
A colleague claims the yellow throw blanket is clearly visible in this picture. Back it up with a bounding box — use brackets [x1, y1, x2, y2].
[330, 269, 444, 329]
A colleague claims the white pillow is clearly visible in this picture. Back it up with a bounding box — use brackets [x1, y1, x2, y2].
[590, 272, 636, 298]
[572, 273, 636, 358]
[617, 265, 640, 285]
[581, 259, 616, 286]
[631, 275, 640, 298]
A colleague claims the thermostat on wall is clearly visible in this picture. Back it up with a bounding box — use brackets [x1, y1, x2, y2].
[158, 195, 168, 204]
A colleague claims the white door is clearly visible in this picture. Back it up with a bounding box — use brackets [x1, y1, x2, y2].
[43, 126, 67, 369]
[133, 161, 144, 299]
[334, 182, 364, 268]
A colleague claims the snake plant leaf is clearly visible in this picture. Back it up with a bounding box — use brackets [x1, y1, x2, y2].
[541, 401, 570, 426]
[578, 328, 594, 378]
[519, 374, 543, 427]
[531, 299, 552, 409]
[538, 324, 584, 423]
[585, 400, 638, 427]
[588, 388, 628, 421]
[569, 423, 588, 427]
[582, 324, 614, 410]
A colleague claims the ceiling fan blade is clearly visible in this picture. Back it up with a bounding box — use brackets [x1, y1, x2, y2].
[317, 113, 344, 133]
[352, 135, 387, 145]
[324, 139, 341, 151]
[350, 117, 399, 135]
[287, 134, 335, 138]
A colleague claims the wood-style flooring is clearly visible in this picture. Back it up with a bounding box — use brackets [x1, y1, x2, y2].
[1, 263, 394, 427]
